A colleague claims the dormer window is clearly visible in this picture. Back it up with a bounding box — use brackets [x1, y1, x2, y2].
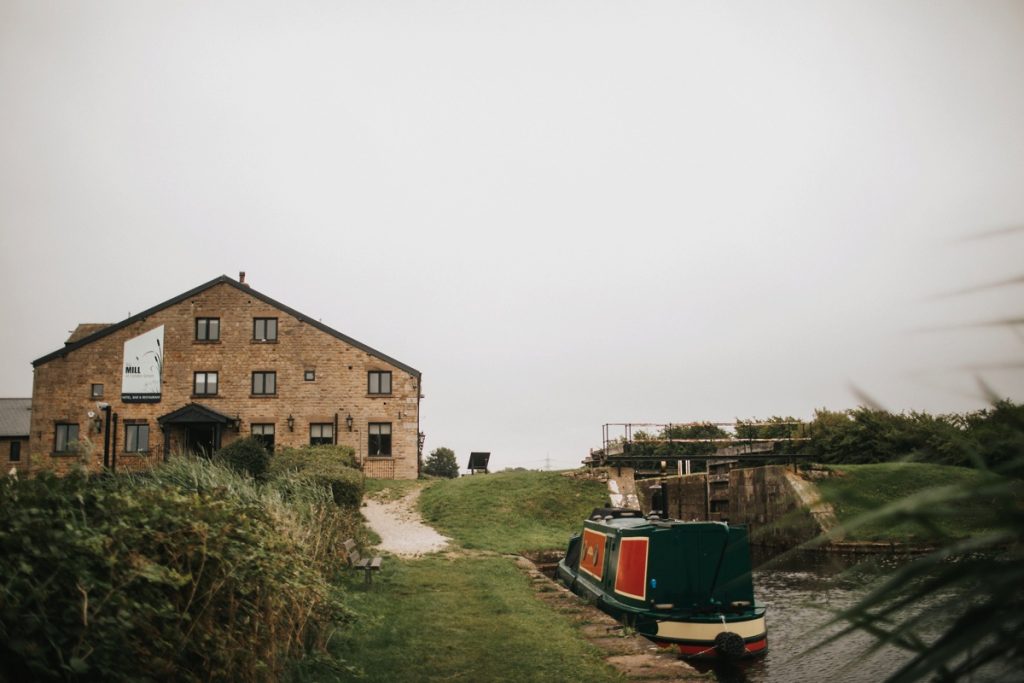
[253, 318, 277, 342]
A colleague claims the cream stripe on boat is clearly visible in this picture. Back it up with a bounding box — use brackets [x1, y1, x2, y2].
[655, 617, 766, 641]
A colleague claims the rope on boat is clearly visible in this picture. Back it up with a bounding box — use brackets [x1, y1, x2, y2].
[690, 644, 718, 658]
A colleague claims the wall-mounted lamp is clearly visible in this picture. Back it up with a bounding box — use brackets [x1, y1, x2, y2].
[287, 414, 295, 432]
[93, 416, 103, 433]
[233, 413, 242, 430]
[345, 413, 353, 432]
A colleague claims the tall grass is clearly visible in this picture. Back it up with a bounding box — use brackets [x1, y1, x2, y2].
[0, 454, 362, 682]
[135, 454, 365, 576]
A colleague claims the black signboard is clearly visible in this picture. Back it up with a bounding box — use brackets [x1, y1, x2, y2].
[467, 451, 490, 474]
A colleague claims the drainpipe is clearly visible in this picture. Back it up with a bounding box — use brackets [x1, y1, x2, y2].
[101, 404, 112, 469]
[415, 376, 419, 479]
[111, 414, 118, 472]
[334, 413, 339, 445]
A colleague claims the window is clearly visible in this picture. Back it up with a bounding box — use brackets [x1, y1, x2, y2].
[195, 317, 220, 341]
[310, 423, 333, 445]
[368, 371, 392, 395]
[194, 371, 218, 396]
[91, 383, 104, 398]
[9, 441, 20, 462]
[304, 370, 315, 381]
[253, 318, 278, 341]
[368, 422, 392, 456]
[252, 371, 276, 395]
[251, 423, 275, 450]
[55, 424, 79, 453]
[125, 424, 149, 453]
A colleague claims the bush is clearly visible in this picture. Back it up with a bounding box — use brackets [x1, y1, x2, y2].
[215, 437, 271, 481]
[0, 466, 351, 682]
[801, 405, 1022, 470]
[424, 447, 459, 478]
[270, 444, 363, 508]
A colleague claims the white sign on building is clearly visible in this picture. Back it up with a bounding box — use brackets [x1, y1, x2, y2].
[121, 325, 164, 402]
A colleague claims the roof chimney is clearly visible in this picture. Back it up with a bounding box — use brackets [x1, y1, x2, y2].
[239, 271, 248, 287]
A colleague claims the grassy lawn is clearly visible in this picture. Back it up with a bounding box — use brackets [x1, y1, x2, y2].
[418, 471, 609, 553]
[815, 462, 1012, 542]
[323, 555, 623, 683]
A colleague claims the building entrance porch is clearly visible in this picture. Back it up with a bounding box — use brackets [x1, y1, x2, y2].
[157, 403, 236, 459]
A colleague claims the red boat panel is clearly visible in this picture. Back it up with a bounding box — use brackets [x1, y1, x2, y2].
[613, 537, 649, 600]
[579, 529, 607, 581]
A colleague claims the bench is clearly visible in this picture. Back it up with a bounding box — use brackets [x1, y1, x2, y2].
[343, 539, 383, 584]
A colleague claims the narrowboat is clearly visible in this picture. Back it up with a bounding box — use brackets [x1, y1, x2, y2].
[556, 508, 767, 659]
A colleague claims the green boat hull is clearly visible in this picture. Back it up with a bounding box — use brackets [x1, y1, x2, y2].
[557, 510, 767, 660]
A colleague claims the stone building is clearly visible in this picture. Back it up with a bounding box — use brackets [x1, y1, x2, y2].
[28, 274, 422, 479]
[0, 398, 31, 474]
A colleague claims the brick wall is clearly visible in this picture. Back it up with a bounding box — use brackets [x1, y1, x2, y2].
[29, 281, 421, 479]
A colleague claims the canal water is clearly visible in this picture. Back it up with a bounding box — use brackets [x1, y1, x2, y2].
[691, 548, 1008, 683]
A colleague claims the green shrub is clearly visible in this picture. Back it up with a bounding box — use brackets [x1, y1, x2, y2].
[270, 444, 363, 508]
[215, 436, 271, 481]
[0, 468, 350, 682]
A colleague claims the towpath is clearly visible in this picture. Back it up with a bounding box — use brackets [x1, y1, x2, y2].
[361, 486, 451, 557]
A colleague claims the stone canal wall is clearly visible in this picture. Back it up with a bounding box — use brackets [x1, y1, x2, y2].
[632, 465, 841, 549]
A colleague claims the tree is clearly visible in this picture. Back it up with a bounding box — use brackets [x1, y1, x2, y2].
[424, 447, 459, 478]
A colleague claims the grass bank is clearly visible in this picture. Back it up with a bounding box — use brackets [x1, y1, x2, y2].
[815, 462, 1012, 542]
[324, 555, 623, 683]
[418, 471, 608, 552]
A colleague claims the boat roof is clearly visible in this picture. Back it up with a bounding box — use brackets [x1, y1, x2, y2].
[586, 514, 734, 533]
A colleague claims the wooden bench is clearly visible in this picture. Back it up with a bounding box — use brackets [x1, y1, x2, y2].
[343, 539, 383, 584]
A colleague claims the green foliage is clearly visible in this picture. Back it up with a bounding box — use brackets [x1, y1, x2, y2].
[0, 461, 356, 682]
[798, 402, 1024, 471]
[419, 471, 609, 552]
[215, 436, 271, 481]
[959, 399, 1024, 475]
[270, 444, 363, 508]
[423, 447, 459, 478]
[622, 423, 732, 474]
[735, 415, 806, 441]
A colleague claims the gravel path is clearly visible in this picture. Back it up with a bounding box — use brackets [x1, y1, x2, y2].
[362, 487, 451, 557]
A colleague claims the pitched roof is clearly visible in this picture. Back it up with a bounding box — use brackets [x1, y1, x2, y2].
[66, 324, 114, 345]
[0, 398, 31, 437]
[32, 275, 421, 377]
[157, 402, 235, 425]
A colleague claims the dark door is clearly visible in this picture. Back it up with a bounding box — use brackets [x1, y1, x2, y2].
[184, 424, 216, 456]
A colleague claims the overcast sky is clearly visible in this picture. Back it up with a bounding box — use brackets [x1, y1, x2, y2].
[2, 1, 1022, 470]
